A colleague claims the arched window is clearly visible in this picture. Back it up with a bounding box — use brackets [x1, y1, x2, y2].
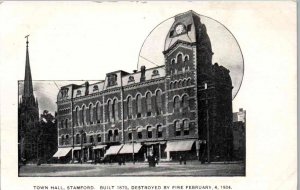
[169, 82, 173, 89]
[76, 107, 80, 126]
[82, 133, 87, 143]
[183, 120, 189, 135]
[175, 121, 181, 136]
[96, 102, 101, 123]
[137, 127, 143, 139]
[114, 129, 119, 141]
[113, 99, 118, 121]
[174, 96, 180, 112]
[61, 135, 65, 145]
[187, 78, 191, 86]
[89, 135, 94, 143]
[182, 80, 186, 87]
[136, 94, 142, 118]
[147, 126, 152, 138]
[178, 80, 182, 88]
[97, 134, 101, 143]
[177, 54, 183, 63]
[184, 55, 189, 62]
[107, 100, 112, 122]
[76, 134, 80, 144]
[146, 92, 152, 116]
[174, 81, 177, 88]
[65, 119, 68, 129]
[65, 135, 69, 145]
[127, 96, 133, 119]
[171, 59, 175, 65]
[157, 125, 162, 138]
[89, 104, 93, 124]
[128, 131, 132, 140]
[155, 90, 162, 115]
[82, 105, 86, 125]
[182, 95, 189, 111]
[108, 130, 113, 142]
[61, 120, 64, 129]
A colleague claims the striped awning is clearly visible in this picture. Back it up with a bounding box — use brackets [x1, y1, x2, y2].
[52, 148, 71, 158]
[165, 140, 195, 152]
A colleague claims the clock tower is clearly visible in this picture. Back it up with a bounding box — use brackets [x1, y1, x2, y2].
[163, 10, 233, 161]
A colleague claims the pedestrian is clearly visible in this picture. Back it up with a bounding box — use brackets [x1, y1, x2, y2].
[179, 155, 182, 165]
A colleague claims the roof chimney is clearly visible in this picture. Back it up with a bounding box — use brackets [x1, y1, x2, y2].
[140, 66, 146, 82]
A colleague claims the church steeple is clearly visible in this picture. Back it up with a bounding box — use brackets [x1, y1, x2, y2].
[23, 35, 34, 98]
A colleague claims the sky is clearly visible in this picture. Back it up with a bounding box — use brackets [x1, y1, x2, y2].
[3, 1, 245, 116]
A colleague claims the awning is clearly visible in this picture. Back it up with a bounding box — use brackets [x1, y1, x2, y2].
[143, 141, 166, 145]
[53, 148, 72, 158]
[119, 143, 142, 154]
[73, 147, 82, 151]
[93, 145, 107, 150]
[165, 140, 195, 152]
[104, 145, 123, 156]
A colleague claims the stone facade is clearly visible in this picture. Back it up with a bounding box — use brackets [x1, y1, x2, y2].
[56, 10, 233, 162]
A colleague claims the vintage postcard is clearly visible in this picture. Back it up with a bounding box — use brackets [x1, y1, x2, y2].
[0, 1, 297, 190]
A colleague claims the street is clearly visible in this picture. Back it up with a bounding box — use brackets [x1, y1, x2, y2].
[19, 161, 245, 177]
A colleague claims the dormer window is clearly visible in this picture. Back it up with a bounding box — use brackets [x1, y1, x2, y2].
[61, 88, 69, 98]
[128, 76, 135, 83]
[107, 74, 117, 87]
[93, 85, 99, 92]
[152, 69, 159, 76]
[76, 90, 81, 97]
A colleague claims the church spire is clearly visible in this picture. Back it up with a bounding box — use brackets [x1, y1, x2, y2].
[23, 35, 33, 97]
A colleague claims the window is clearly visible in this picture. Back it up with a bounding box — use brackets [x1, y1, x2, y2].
[146, 92, 152, 116]
[65, 135, 69, 145]
[152, 69, 159, 76]
[108, 100, 112, 122]
[169, 30, 174, 37]
[174, 81, 177, 88]
[178, 80, 182, 88]
[97, 134, 101, 143]
[107, 74, 117, 87]
[61, 120, 64, 128]
[184, 55, 189, 62]
[157, 125, 162, 138]
[183, 120, 189, 135]
[175, 121, 181, 136]
[174, 96, 180, 112]
[182, 80, 186, 87]
[76, 107, 80, 126]
[137, 128, 143, 139]
[82, 133, 87, 143]
[89, 104, 93, 124]
[76, 90, 81, 96]
[93, 85, 99, 92]
[182, 95, 189, 110]
[61, 135, 65, 145]
[187, 78, 191, 86]
[113, 99, 118, 121]
[147, 126, 152, 138]
[76, 134, 80, 144]
[65, 119, 68, 129]
[187, 24, 192, 31]
[89, 136, 94, 143]
[177, 54, 183, 63]
[127, 96, 133, 119]
[82, 105, 86, 125]
[128, 76, 135, 83]
[114, 129, 119, 141]
[155, 90, 162, 115]
[96, 103, 101, 123]
[128, 132, 132, 140]
[136, 94, 142, 118]
[169, 82, 173, 89]
[108, 130, 113, 142]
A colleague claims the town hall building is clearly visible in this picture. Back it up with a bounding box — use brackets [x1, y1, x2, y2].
[54, 10, 234, 163]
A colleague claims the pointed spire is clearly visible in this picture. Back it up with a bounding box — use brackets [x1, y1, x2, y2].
[23, 35, 34, 97]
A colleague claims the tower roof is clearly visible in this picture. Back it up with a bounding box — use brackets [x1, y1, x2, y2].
[23, 35, 34, 98]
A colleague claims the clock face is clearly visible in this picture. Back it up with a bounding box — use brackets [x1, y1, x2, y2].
[175, 24, 185, 35]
